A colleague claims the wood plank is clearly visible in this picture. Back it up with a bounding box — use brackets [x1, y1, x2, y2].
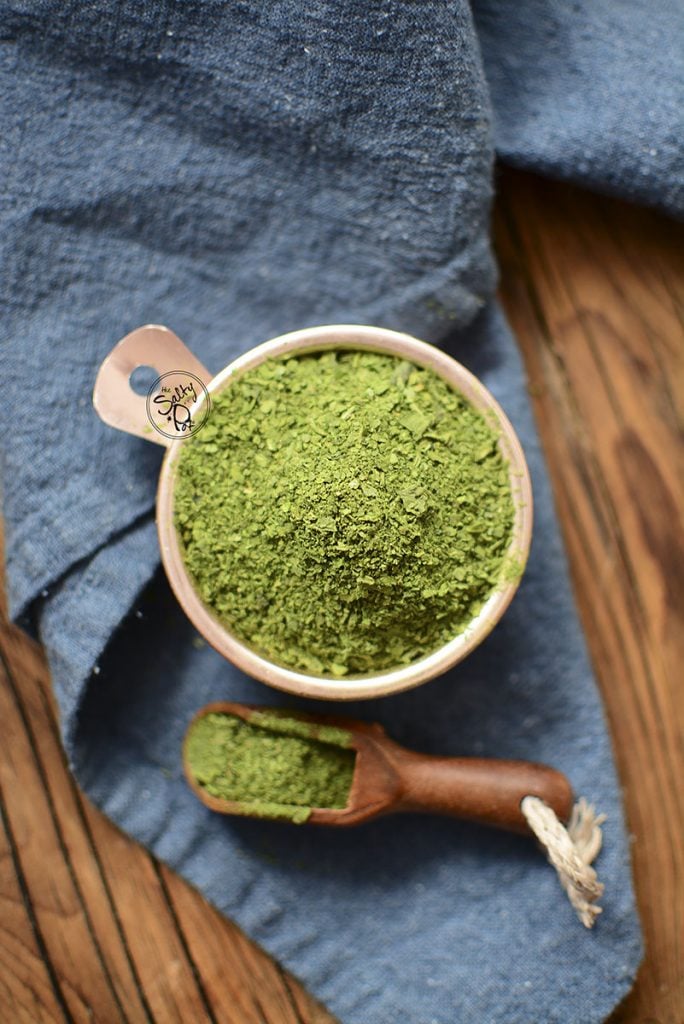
[70, 803, 215, 1024]
[0, 552, 69, 1024]
[0, 625, 158, 1023]
[0, 639, 129, 1023]
[0, 801, 69, 1024]
[495, 167, 684, 1024]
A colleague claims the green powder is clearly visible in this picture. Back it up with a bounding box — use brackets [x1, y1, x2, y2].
[185, 712, 355, 823]
[174, 350, 516, 675]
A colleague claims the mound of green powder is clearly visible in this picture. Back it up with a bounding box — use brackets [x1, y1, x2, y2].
[174, 350, 516, 675]
[185, 712, 355, 823]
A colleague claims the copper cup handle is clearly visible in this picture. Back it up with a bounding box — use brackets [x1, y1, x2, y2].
[92, 324, 211, 448]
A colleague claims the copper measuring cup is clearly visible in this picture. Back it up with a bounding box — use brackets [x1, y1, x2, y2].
[92, 324, 533, 701]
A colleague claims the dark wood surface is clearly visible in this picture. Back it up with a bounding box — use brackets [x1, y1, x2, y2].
[1, 168, 682, 1023]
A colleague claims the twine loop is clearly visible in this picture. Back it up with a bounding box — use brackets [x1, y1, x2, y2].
[521, 795, 606, 928]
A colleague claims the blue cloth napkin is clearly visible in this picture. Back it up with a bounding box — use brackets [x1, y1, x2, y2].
[3, 1, 681, 1020]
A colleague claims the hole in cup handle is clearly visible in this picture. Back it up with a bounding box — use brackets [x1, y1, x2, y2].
[92, 324, 211, 448]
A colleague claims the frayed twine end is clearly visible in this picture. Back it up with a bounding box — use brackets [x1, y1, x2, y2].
[521, 795, 606, 928]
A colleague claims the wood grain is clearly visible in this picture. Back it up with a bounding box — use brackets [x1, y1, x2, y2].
[0, 619, 332, 1024]
[0, 168, 681, 1022]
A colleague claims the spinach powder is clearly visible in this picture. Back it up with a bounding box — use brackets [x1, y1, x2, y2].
[174, 350, 515, 675]
[185, 711, 355, 823]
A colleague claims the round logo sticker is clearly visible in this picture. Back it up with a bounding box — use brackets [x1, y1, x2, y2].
[146, 370, 211, 441]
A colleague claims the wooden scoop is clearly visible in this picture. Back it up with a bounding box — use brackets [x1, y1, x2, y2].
[184, 702, 573, 835]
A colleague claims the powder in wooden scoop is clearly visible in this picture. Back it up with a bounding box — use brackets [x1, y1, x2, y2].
[185, 711, 355, 824]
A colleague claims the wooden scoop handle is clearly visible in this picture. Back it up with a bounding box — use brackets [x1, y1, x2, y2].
[392, 749, 573, 834]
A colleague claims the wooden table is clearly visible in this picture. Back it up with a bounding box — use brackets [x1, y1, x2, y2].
[1, 169, 682, 1023]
